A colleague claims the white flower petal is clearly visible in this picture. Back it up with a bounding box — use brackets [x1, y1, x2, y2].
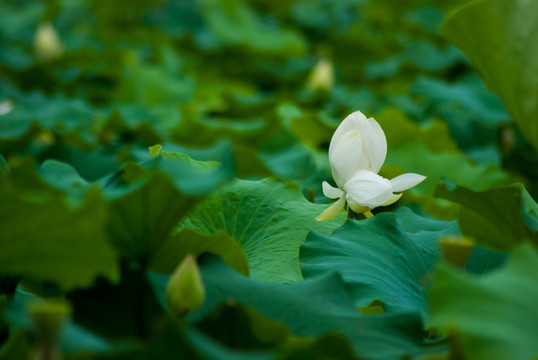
[390, 173, 426, 192]
[322, 181, 344, 199]
[362, 117, 387, 173]
[316, 196, 346, 221]
[344, 170, 393, 208]
[328, 130, 368, 187]
[330, 111, 368, 145]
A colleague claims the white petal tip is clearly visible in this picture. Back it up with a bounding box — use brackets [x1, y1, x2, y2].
[390, 173, 427, 192]
[322, 181, 344, 199]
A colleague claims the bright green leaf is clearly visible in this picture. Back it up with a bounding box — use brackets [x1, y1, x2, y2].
[180, 178, 346, 282]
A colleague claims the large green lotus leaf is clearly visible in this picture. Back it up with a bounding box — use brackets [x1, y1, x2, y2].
[435, 183, 538, 251]
[43, 144, 121, 183]
[168, 130, 323, 191]
[193, 303, 289, 351]
[39, 159, 198, 262]
[180, 178, 346, 282]
[442, 0, 538, 151]
[198, 0, 306, 56]
[63, 294, 358, 360]
[39, 151, 235, 264]
[149, 255, 424, 360]
[0, 167, 118, 290]
[148, 229, 249, 276]
[105, 171, 201, 260]
[184, 305, 360, 360]
[301, 208, 457, 318]
[104, 150, 234, 260]
[39, 159, 92, 194]
[141, 150, 235, 196]
[429, 244, 538, 360]
[150, 140, 272, 180]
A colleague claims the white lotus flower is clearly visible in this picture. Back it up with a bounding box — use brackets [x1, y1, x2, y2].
[316, 111, 426, 221]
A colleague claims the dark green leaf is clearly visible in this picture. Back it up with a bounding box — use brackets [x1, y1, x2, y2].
[429, 243, 538, 360]
[301, 208, 457, 317]
[0, 168, 119, 291]
[150, 255, 425, 360]
[442, 0, 538, 151]
[435, 183, 538, 250]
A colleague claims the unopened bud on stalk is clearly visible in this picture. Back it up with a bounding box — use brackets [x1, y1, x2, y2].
[34, 23, 64, 61]
[166, 254, 206, 317]
[306, 58, 335, 92]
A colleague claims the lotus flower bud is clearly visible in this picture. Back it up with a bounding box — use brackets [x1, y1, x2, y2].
[166, 254, 206, 316]
[306, 58, 335, 92]
[328, 111, 387, 188]
[34, 23, 64, 61]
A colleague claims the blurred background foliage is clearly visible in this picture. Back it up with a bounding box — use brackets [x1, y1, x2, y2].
[1, 0, 537, 359]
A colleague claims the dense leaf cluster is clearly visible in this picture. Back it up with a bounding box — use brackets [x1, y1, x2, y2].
[1, 0, 537, 359]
